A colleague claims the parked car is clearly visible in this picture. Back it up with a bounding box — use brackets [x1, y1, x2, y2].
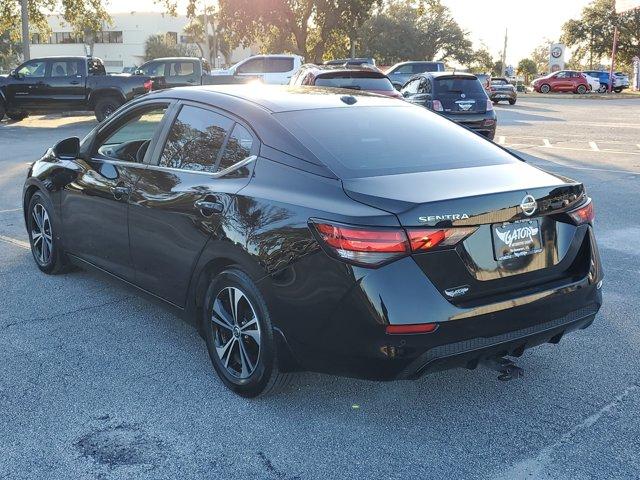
[401, 72, 497, 139]
[0, 56, 156, 122]
[133, 57, 257, 88]
[23, 85, 602, 397]
[489, 77, 517, 104]
[614, 72, 630, 92]
[290, 64, 403, 99]
[210, 54, 304, 85]
[323, 57, 376, 67]
[532, 70, 590, 94]
[582, 70, 614, 93]
[582, 74, 600, 93]
[385, 61, 446, 89]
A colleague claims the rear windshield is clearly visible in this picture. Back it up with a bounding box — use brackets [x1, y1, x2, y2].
[314, 74, 394, 92]
[274, 106, 518, 178]
[435, 77, 485, 95]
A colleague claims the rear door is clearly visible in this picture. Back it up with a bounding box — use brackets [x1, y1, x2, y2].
[42, 59, 87, 109]
[164, 60, 199, 87]
[263, 57, 296, 84]
[129, 101, 258, 306]
[433, 76, 487, 114]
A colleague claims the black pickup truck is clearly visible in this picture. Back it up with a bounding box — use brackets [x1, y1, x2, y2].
[133, 57, 257, 88]
[0, 56, 156, 122]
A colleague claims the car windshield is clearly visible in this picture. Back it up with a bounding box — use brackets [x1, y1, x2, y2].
[274, 105, 518, 178]
[314, 74, 394, 92]
[434, 77, 485, 95]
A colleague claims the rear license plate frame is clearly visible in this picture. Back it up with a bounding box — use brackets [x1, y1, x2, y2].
[492, 219, 543, 261]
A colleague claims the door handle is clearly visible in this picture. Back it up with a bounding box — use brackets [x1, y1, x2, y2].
[110, 185, 131, 200]
[194, 199, 224, 216]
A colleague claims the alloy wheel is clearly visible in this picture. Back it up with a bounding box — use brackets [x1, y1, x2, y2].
[211, 286, 261, 379]
[31, 203, 53, 265]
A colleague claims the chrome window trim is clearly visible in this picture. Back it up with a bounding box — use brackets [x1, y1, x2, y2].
[143, 155, 257, 178]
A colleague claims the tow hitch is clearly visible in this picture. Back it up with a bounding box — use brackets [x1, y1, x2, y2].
[482, 357, 524, 381]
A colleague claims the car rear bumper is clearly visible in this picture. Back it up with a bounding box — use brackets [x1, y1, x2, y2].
[443, 112, 497, 140]
[489, 91, 517, 101]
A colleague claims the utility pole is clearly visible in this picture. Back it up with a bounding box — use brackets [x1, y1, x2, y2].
[20, 0, 30, 61]
[500, 28, 507, 77]
[608, 25, 618, 93]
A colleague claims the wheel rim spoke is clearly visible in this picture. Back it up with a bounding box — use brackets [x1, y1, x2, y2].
[212, 286, 261, 379]
[31, 204, 53, 265]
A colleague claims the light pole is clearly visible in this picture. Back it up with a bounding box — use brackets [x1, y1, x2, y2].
[20, 0, 30, 60]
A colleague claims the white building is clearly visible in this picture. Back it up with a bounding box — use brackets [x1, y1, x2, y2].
[30, 12, 256, 73]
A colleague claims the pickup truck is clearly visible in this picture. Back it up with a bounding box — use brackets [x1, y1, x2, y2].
[0, 56, 155, 122]
[133, 57, 258, 88]
[210, 54, 304, 85]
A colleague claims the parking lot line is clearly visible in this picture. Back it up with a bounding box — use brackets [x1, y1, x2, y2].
[0, 208, 21, 213]
[0, 235, 30, 250]
[589, 142, 599, 151]
[542, 139, 552, 147]
[497, 136, 505, 145]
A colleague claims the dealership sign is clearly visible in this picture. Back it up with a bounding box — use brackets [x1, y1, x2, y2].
[549, 43, 566, 72]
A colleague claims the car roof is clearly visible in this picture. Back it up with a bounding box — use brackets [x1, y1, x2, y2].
[31, 56, 89, 61]
[150, 84, 404, 113]
[145, 57, 202, 62]
[419, 71, 478, 79]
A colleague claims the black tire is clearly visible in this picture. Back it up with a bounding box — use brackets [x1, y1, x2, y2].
[540, 84, 551, 94]
[26, 192, 68, 274]
[508, 99, 516, 105]
[614, 87, 622, 93]
[203, 268, 292, 397]
[94, 96, 123, 122]
[576, 85, 587, 94]
[6, 111, 28, 121]
[0, 102, 5, 121]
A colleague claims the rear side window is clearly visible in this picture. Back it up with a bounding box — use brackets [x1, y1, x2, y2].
[314, 74, 394, 91]
[413, 62, 443, 74]
[265, 57, 294, 73]
[218, 124, 254, 172]
[434, 77, 485, 95]
[169, 61, 195, 76]
[49, 60, 82, 77]
[159, 105, 233, 173]
[275, 106, 518, 178]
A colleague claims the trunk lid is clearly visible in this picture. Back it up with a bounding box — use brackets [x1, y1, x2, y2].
[342, 163, 588, 305]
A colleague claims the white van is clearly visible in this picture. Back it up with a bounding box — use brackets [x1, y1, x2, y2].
[211, 54, 304, 85]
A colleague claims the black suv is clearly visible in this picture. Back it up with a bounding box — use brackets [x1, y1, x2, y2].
[401, 72, 497, 140]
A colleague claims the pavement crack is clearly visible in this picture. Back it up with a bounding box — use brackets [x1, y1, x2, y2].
[494, 383, 640, 480]
[3, 296, 135, 330]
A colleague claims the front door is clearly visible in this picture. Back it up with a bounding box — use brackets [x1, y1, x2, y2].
[129, 102, 257, 306]
[61, 102, 171, 280]
[7, 59, 48, 110]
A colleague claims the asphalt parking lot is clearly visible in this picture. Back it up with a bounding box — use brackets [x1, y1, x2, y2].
[1, 95, 639, 479]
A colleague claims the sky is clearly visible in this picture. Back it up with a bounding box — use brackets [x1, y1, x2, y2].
[105, 0, 593, 65]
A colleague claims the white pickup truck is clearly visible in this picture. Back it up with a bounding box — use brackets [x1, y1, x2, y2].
[211, 54, 304, 85]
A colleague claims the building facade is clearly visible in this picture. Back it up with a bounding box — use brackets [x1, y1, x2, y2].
[30, 12, 256, 73]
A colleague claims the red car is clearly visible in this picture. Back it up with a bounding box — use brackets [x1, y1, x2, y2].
[533, 70, 590, 94]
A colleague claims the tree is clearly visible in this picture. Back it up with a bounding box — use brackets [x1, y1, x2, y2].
[561, 0, 640, 67]
[529, 38, 555, 75]
[0, 0, 111, 54]
[516, 58, 537, 84]
[468, 46, 494, 73]
[207, 0, 381, 63]
[359, 0, 473, 65]
[0, 31, 22, 72]
[491, 60, 504, 77]
[144, 35, 199, 61]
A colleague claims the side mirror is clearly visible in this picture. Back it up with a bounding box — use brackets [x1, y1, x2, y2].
[394, 83, 402, 91]
[10, 69, 16, 78]
[53, 137, 80, 160]
[402, 90, 410, 98]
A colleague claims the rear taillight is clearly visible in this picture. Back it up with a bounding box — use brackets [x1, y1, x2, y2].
[432, 99, 444, 112]
[310, 221, 476, 267]
[568, 198, 594, 225]
[143, 79, 153, 92]
[486, 99, 493, 111]
[386, 323, 438, 335]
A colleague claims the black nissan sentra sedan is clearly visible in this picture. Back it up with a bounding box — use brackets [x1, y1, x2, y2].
[23, 85, 602, 397]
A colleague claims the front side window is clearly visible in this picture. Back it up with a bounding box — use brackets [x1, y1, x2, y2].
[17, 60, 46, 78]
[159, 105, 233, 172]
[218, 124, 254, 172]
[236, 58, 264, 74]
[401, 78, 420, 95]
[138, 62, 165, 76]
[96, 106, 168, 162]
[393, 64, 413, 74]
